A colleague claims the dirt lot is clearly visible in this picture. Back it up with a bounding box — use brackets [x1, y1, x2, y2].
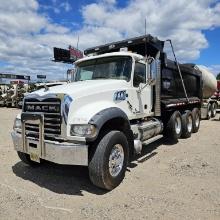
[0, 108, 220, 220]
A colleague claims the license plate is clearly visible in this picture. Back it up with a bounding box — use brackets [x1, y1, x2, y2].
[30, 152, 40, 163]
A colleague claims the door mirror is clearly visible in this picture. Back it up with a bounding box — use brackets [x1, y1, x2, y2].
[150, 60, 157, 80]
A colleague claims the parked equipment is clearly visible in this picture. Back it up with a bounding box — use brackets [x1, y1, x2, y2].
[196, 66, 218, 119]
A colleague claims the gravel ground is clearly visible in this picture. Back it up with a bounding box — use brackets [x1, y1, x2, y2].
[0, 108, 220, 220]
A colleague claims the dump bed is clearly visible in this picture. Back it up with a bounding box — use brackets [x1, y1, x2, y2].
[161, 61, 202, 103]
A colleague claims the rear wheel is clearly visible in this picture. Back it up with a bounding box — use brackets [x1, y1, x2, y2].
[181, 111, 193, 138]
[164, 111, 182, 142]
[207, 103, 212, 119]
[89, 130, 129, 190]
[211, 102, 217, 118]
[17, 151, 40, 167]
[192, 108, 200, 133]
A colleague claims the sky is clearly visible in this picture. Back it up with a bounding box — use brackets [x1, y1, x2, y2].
[0, 0, 220, 81]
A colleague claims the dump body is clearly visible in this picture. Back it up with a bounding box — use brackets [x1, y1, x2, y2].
[161, 61, 202, 102]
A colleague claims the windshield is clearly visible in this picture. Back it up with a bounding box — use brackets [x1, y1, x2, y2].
[75, 56, 132, 82]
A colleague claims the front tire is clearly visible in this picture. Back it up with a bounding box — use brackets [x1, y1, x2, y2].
[89, 131, 129, 190]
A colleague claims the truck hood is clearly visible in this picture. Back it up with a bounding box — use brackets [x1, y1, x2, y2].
[28, 80, 129, 99]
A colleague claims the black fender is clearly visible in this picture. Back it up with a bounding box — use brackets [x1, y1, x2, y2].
[86, 107, 133, 142]
[89, 107, 129, 133]
[87, 107, 134, 157]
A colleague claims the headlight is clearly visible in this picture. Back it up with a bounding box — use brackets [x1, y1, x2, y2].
[70, 124, 97, 137]
[13, 118, 22, 131]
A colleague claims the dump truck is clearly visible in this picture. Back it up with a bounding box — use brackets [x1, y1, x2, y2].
[12, 35, 203, 190]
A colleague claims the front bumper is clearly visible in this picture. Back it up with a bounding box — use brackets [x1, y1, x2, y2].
[11, 131, 88, 166]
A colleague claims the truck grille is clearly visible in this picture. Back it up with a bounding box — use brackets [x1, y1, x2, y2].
[23, 98, 61, 139]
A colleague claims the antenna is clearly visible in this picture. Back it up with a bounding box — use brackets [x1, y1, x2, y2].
[145, 17, 147, 35]
[144, 17, 147, 57]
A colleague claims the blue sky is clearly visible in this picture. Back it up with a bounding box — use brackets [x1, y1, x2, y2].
[38, 0, 220, 68]
[0, 0, 220, 81]
[199, 28, 220, 65]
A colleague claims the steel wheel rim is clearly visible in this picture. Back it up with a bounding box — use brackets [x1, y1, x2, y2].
[208, 107, 211, 117]
[213, 104, 216, 116]
[195, 114, 200, 127]
[109, 144, 124, 177]
[175, 116, 181, 135]
[187, 115, 193, 132]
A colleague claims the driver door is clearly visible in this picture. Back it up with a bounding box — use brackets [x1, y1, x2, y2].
[132, 61, 152, 116]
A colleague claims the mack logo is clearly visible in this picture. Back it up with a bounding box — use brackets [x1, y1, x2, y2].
[26, 104, 60, 113]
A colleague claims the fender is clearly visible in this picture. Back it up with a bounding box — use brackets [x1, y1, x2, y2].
[87, 107, 131, 141]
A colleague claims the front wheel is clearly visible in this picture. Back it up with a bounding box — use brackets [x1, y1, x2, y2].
[89, 131, 129, 190]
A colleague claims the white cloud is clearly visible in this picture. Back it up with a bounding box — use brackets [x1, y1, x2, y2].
[60, 2, 72, 12]
[0, 0, 220, 80]
[41, 0, 72, 14]
[205, 65, 220, 76]
[81, 0, 220, 60]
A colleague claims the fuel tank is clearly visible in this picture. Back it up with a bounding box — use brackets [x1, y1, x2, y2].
[196, 65, 217, 99]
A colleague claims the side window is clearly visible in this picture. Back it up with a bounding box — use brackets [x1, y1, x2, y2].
[133, 62, 146, 87]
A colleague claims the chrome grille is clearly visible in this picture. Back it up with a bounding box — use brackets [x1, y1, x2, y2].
[24, 98, 61, 139]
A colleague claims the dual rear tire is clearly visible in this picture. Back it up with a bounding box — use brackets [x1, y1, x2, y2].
[207, 102, 217, 119]
[164, 108, 200, 141]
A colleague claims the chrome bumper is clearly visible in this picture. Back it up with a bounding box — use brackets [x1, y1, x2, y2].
[11, 131, 88, 166]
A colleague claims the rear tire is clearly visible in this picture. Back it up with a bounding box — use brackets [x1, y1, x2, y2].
[211, 102, 217, 118]
[207, 103, 212, 119]
[181, 111, 193, 138]
[17, 151, 40, 167]
[89, 130, 129, 190]
[192, 108, 200, 133]
[164, 111, 182, 142]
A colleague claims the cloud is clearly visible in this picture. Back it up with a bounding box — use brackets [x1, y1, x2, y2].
[81, 0, 220, 60]
[41, 0, 72, 14]
[60, 2, 72, 12]
[0, 0, 220, 80]
[205, 65, 220, 76]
